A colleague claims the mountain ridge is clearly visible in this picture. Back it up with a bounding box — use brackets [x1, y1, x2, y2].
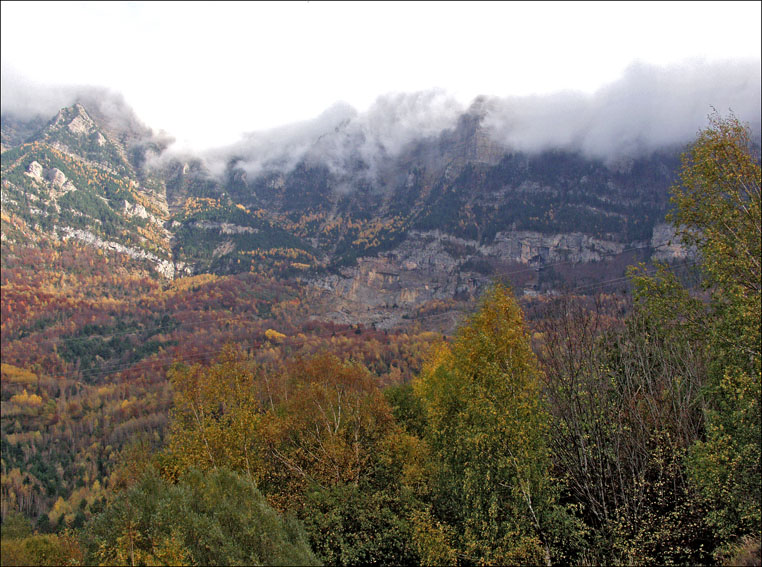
[2, 98, 690, 327]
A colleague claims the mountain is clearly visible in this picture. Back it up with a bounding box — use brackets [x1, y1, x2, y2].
[2, 100, 689, 329]
[0, 97, 699, 535]
[1, 103, 177, 277]
[159, 103, 687, 328]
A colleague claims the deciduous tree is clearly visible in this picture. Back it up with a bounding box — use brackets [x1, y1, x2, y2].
[414, 284, 563, 565]
[632, 112, 761, 561]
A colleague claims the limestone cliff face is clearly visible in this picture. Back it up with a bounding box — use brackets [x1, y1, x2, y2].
[57, 226, 181, 279]
[650, 223, 691, 260]
[308, 221, 688, 330]
[484, 230, 628, 264]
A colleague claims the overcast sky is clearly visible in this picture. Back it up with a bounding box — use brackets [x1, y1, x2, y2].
[1, 1, 760, 152]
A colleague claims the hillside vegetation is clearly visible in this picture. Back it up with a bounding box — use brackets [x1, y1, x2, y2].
[1, 113, 759, 565]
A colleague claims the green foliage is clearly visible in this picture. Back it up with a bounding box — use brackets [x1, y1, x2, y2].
[384, 382, 427, 438]
[302, 483, 419, 566]
[0, 532, 82, 567]
[631, 112, 761, 559]
[83, 467, 318, 566]
[669, 113, 761, 301]
[414, 284, 561, 565]
[1, 512, 33, 539]
[58, 189, 124, 236]
[673, 114, 760, 555]
[689, 364, 761, 547]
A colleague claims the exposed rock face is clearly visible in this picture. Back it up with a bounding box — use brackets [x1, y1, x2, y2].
[57, 226, 179, 279]
[24, 163, 77, 197]
[24, 161, 44, 183]
[46, 168, 67, 187]
[123, 200, 151, 220]
[450, 107, 506, 166]
[50, 103, 97, 136]
[67, 113, 95, 135]
[191, 221, 259, 234]
[213, 240, 236, 258]
[309, 223, 687, 330]
[310, 232, 480, 329]
[651, 222, 691, 260]
[484, 231, 627, 264]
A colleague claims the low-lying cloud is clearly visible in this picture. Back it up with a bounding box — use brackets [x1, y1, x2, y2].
[3, 60, 760, 183]
[208, 60, 760, 181]
[1, 65, 171, 150]
[206, 89, 465, 182]
[481, 59, 761, 159]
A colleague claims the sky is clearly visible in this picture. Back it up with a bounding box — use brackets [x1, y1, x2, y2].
[1, 1, 761, 155]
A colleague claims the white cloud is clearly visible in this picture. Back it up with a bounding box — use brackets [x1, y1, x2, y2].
[2, 1, 760, 151]
[208, 90, 464, 180]
[481, 60, 762, 160]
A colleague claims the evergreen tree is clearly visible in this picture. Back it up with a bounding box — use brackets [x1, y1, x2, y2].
[83, 468, 318, 566]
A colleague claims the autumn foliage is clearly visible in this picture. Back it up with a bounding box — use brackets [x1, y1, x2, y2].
[1, 114, 759, 565]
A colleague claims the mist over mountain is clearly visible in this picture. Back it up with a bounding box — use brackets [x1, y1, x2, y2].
[1, 66, 174, 161]
[3, 60, 759, 183]
[483, 60, 762, 160]
[191, 60, 759, 185]
[205, 90, 466, 183]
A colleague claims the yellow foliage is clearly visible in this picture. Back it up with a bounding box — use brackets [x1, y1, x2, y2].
[182, 197, 223, 216]
[411, 509, 458, 566]
[10, 389, 43, 407]
[48, 496, 73, 524]
[265, 328, 287, 342]
[96, 384, 115, 398]
[169, 274, 219, 293]
[1, 363, 38, 385]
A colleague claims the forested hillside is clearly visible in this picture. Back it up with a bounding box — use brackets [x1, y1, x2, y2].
[1, 111, 759, 565]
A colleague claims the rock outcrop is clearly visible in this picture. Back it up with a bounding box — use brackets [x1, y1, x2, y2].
[57, 225, 181, 279]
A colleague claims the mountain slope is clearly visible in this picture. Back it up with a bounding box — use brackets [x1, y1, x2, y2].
[3, 100, 689, 320]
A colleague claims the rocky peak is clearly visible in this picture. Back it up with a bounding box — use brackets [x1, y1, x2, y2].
[48, 103, 98, 136]
[435, 98, 505, 167]
[67, 112, 95, 136]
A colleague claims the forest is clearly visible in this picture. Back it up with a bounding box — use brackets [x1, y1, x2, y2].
[0, 114, 759, 565]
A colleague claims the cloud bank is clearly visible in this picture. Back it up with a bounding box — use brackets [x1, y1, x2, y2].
[3, 60, 760, 181]
[1, 65, 170, 148]
[206, 59, 760, 180]
[481, 59, 761, 159]
[205, 89, 465, 182]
